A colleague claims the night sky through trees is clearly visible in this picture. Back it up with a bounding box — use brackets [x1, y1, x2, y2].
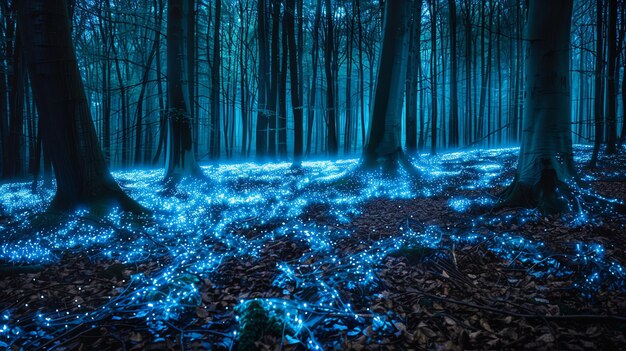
[1, 0, 626, 349]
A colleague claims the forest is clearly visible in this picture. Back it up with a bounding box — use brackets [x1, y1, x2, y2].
[0, 0, 625, 349]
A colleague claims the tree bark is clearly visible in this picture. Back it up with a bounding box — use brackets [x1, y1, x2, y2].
[324, 0, 338, 156]
[165, 0, 202, 179]
[362, 0, 412, 166]
[305, 0, 321, 157]
[286, 0, 303, 166]
[17, 0, 143, 212]
[210, 0, 221, 160]
[590, 0, 604, 167]
[448, 0, 459, 148]
[605, 0, 617, 154]
[501, 0, 575, 214]
[429, 0, 438, 155]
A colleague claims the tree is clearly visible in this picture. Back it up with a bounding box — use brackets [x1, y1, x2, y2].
[17, 0, 143, 212]
[405, 0, 423, 154]
[324, 0, 338, 156]
[499, 0, 574, 214]
[589, 0, 604, 167]
[305, 0, 322, 157]
[362, 0, 414, 170]
[286, 0, 303, 166]
[164, 0, 203, 179]
[210, 0, 222, 160]
[428, 0, 438, 155]
[256, 0, 270, 158]
[448, 0, 459, 148]
[605, 0, 617, 155]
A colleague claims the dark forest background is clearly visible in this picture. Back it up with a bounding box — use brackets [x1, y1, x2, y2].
[0, 0, 624, 177]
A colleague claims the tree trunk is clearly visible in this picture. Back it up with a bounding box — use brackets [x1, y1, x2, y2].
[324, 0, 338, 156]
[134, 25, 160, 166]
[17, 0, 143, 212]
[165, 0, 202, 179]
[267, 0, 280, 159]
[501, 0, 575, 214]
[590, 0, 605, 166]
[605, 0, 617, 154]
[362, 0, 412, 166]
[405, 0, 422, 154]
[6, 28, 26, 178]
[210, 0, 221, 160]
[278, 9, 288, 159]
[256, 0, 270, 158]
[305, 0, 321, 156]
[448, 0, 459, 148]
[286, 0, 303, 166]
[429, 0, 438, 155]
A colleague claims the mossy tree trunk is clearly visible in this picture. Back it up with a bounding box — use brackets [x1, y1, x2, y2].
[500, 0, 575, 214]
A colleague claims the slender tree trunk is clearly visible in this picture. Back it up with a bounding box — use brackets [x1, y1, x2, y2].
[6, 29, 26, 178]
[605, 0, 617, 154]
[324, 0, 338, 156]
[356, 0, 366, 148]
[286, 0, 303, 166]
[210, 0, 222, 160]
[405, 0, 422, 153]
[267, 0, 280, 159]
[0, 3, 8, 175]
[590, 0, 605, 167]
[305, 0, 321, 156]
[344, 15, 353, 155]
[429, 0, 438, 155]
[256, 0, 270, 158]
[448, 0, 459, 148]
[463, 0, 472, 146]
[278, 9, 288, 158]
[134, 25, 160, 165]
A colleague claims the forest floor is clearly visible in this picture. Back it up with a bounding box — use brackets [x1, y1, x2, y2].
[1, 146, 625, 350]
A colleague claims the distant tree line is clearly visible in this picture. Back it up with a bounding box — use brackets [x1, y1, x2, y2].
[0, 0, 624, 179]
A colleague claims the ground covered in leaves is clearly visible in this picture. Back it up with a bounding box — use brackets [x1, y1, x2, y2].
[1, 146, 625, 350]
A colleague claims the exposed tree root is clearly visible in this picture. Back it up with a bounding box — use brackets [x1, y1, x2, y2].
[498, 169, 626, 215]
[48, 184, 149, 216]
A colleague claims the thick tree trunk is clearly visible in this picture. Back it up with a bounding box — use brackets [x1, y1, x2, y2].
[501, 0, 575, 214]
[17, 0, 143, 212]
[165, 0, 202, 179]
[362, 0, 412, 166]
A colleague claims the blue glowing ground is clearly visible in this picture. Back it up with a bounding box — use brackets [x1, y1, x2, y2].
[1, 146, 625, 349]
